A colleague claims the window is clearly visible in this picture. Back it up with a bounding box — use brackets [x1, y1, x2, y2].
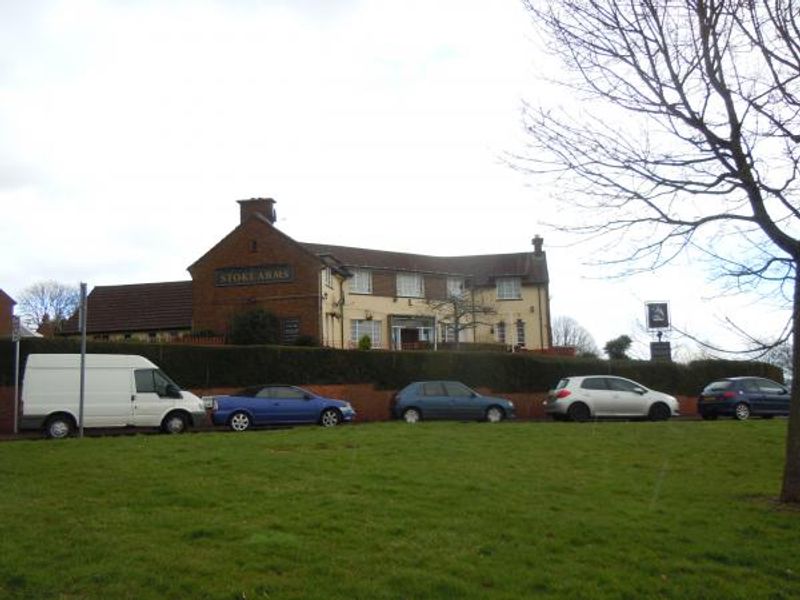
[443, 382, 473, 397]
[515, 319, 526, 346]
[350, 269, 372, 294]
[281, 318, 300, 344]
[421, 382, 446, 396]
[447, 277, 465, 298]
[496, 321, 506, 344]
[581, 378, 608, 391]
[351, 319, 382, 348]
[607, 378, 642, 393]
[757, 379, 786, 394]
[135, 369, 177, 397]
[322, 267, 332, 288]
[396, 273, 424, 298]
[496, 277, 521, 300]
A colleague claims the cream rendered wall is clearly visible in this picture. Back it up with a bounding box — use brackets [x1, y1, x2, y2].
[472, 284, 551, 350]
[319, 268, 346, 348]
[342, 291, 408, 349]
[339, 278, 551, 351]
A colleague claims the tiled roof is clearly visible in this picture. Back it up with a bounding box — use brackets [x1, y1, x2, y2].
[0, 289, 16, 306]
[61, 281, 192, 334]
[301, 243, 548, 285]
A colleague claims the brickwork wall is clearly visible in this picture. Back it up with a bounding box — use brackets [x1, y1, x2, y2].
[0, 386, 17, 433]
[0, 295, 13, 337]
[189, 217, 322, 339]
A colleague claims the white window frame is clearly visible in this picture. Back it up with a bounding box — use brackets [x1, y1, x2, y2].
[322, 267, 332, 288]
[496, 277, 521, 300]
[396, 272, 424, 298]
[351, 319, 382, 348]
[496, 321, 506, 344]
[447, 277, 465, 298]
[516, 319, 526, 346]
[350, 269, 372, 294]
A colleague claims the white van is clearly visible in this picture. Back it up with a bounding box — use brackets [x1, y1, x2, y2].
[21, 354, 208, 438]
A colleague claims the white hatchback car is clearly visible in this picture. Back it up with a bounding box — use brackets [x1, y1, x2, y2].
[545, 375, 679, 421]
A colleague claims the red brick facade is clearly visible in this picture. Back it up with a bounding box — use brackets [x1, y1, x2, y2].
[0, 290, 15, 338]
[188, 206, 324, 341]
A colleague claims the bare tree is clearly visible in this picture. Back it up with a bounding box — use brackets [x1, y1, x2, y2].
[428, 288, 496, 350]
[551, 316, 599, 356]
[517, 0, 800, 503]
[17, 280, 80, 331]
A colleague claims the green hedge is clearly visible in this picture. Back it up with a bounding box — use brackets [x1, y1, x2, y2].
[0, 339, 783, 395]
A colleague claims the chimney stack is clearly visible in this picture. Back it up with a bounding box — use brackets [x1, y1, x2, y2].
[532, 235, 544, 256]
[237, 198, 277, 225]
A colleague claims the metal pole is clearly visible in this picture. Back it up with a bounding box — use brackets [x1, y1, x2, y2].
[12, 316, 20, 435]
[78, 282, 87, 438]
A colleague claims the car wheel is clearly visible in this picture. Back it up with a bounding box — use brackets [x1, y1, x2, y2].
[320, 408, 341, 427]
[734, 402, 751, 421]
[648, 403, 671, 422]
[229, 411, 252, 432]
[402, 408, 421, 424]
[568, 402, 591, 423]
[161, 412, 187, 434]
[45, 414, 74, 439]
[485, 406, 505, 423]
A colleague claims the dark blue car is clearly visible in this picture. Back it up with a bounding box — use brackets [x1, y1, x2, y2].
[698, 377, 789, 421]
[392, 380, 515, 423]
[211, 385, 356, 431]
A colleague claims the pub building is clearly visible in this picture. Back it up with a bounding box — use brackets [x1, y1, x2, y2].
[62, 198, 553, 351]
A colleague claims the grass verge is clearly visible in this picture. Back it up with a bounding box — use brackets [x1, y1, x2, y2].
[0, 420, 798, 599]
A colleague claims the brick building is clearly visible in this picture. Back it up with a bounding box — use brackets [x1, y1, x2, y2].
[0, 290, 15, 338]
[63, 198, 553, 350]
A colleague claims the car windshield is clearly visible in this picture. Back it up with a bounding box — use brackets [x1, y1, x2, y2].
[703, 381, 732, 393]
[555, 378, 569, 390]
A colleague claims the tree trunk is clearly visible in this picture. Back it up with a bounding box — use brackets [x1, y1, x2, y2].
[780, 268, 800, 503]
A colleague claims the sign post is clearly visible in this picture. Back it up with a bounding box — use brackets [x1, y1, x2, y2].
[645, 302, 672, 362]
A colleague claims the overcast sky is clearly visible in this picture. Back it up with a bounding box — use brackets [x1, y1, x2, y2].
[0, 0, 789, 358]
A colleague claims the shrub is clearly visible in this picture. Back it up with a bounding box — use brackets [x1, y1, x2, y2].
[358, 335, 372, 351]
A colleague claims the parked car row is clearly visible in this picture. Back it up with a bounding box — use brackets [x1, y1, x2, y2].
[18, 354, 791, 438]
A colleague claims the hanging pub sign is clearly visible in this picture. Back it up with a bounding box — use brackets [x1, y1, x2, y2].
[646, 302, 670, 329]
[215, 264, 293, 287]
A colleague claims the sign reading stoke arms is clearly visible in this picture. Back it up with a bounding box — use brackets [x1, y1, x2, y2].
[215, 265, 293, 287]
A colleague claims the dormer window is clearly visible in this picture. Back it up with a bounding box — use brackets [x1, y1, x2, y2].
[447, 277, 465, 298]
[496, 277, 521, 300]
[350, 269, 372, 294]
[396, 273, 424, 298]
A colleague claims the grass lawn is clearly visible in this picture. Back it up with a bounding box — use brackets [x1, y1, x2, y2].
[0, 420, 798, 599]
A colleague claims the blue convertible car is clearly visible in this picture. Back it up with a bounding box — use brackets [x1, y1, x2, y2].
[210, 385, 356, 431]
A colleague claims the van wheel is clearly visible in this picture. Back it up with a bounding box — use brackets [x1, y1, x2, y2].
[45, 414, 74, 439]
[162, 412, 187, 434]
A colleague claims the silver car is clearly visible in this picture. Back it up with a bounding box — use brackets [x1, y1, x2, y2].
[545, 375, 679, 422]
